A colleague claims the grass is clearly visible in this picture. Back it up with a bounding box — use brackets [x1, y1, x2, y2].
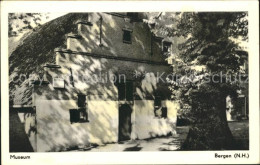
[228, 120, 249, 150]
[176, 120, 249, 150]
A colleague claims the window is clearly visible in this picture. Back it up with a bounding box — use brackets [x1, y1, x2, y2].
[79, 108, 88, 121]
[162, 41, 172, 54]
[154, 96, 167, 118]
[118, 81, 133, 101]
[161, 107, 167, 118]
[69, 108, 88, 123]
[123, 29, 132, 44]
[69, 95, 88, 123]
[78, 94, 86, 107]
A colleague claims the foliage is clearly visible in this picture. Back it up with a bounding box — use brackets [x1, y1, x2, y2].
[8, 13, 48, 37]
[148, 12, 248, 149]
[167, 12, 248, 117]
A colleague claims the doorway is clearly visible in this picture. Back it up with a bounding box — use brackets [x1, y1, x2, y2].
[118, 104, 132, 141]
[117, 80, 134, 142]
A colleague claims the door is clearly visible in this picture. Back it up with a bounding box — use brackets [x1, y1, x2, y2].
[117, 80, 133, 141]
[118, 104, 132, 141]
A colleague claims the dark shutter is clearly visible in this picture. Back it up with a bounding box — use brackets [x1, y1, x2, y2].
[69, 109, 80, 123]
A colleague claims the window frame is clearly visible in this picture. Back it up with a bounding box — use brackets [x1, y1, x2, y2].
[162, 41, 172, 54]
[154, 96, 167, 119]
[69, 94, 89, 124]
[122, 28, 133, 44]
[69, 108, 89, 124]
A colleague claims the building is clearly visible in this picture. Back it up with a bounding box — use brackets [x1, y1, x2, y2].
[226, 47, 249, 121]
[9, 13, 178, 152]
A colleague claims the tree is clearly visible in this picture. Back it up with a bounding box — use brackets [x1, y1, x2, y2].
[8, 13, 47, 37]
[167, 12, 248, 150]
[147, 12, 248, 150]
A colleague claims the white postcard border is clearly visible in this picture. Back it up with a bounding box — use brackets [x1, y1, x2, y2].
[1, 1, 259, 164]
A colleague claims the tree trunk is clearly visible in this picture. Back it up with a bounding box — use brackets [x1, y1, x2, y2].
[180, 96, 239, 150]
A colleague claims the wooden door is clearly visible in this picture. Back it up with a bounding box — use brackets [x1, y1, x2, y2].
[118, 104, 132, 141]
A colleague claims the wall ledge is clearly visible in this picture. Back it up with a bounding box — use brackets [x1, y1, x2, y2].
[55, 49, 170, 66]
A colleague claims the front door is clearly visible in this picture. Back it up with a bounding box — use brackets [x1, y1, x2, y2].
[117, 80, 133, 141]
[119, 104, 132, 141]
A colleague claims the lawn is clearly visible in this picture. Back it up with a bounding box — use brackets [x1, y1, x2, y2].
[228, 120, 249, 150]
[176, 120, 249, 150]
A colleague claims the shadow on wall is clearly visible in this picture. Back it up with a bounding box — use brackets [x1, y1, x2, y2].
[34, 51, 172, 151]
[34, 55, 172, 151]
[9, 13, 89, 105]
[35, 100, 119, 152]
[9, 109, 34, 152]
[74, 13, 156, 62]
[9, 12, 169, 105]
[9, 12, 174, 151]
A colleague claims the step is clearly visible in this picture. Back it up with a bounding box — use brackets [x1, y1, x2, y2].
[31, 80, 49, 85]
[67, 33, 83, 39]
[76, 21, 93, 26]
[43, 63, 61, 69]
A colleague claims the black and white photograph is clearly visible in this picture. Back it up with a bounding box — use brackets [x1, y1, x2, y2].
[1, 1, 259, 164]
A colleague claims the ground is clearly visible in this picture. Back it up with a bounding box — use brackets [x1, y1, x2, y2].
[228, 120, 249, 150]
[66, 120, 248, 152]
